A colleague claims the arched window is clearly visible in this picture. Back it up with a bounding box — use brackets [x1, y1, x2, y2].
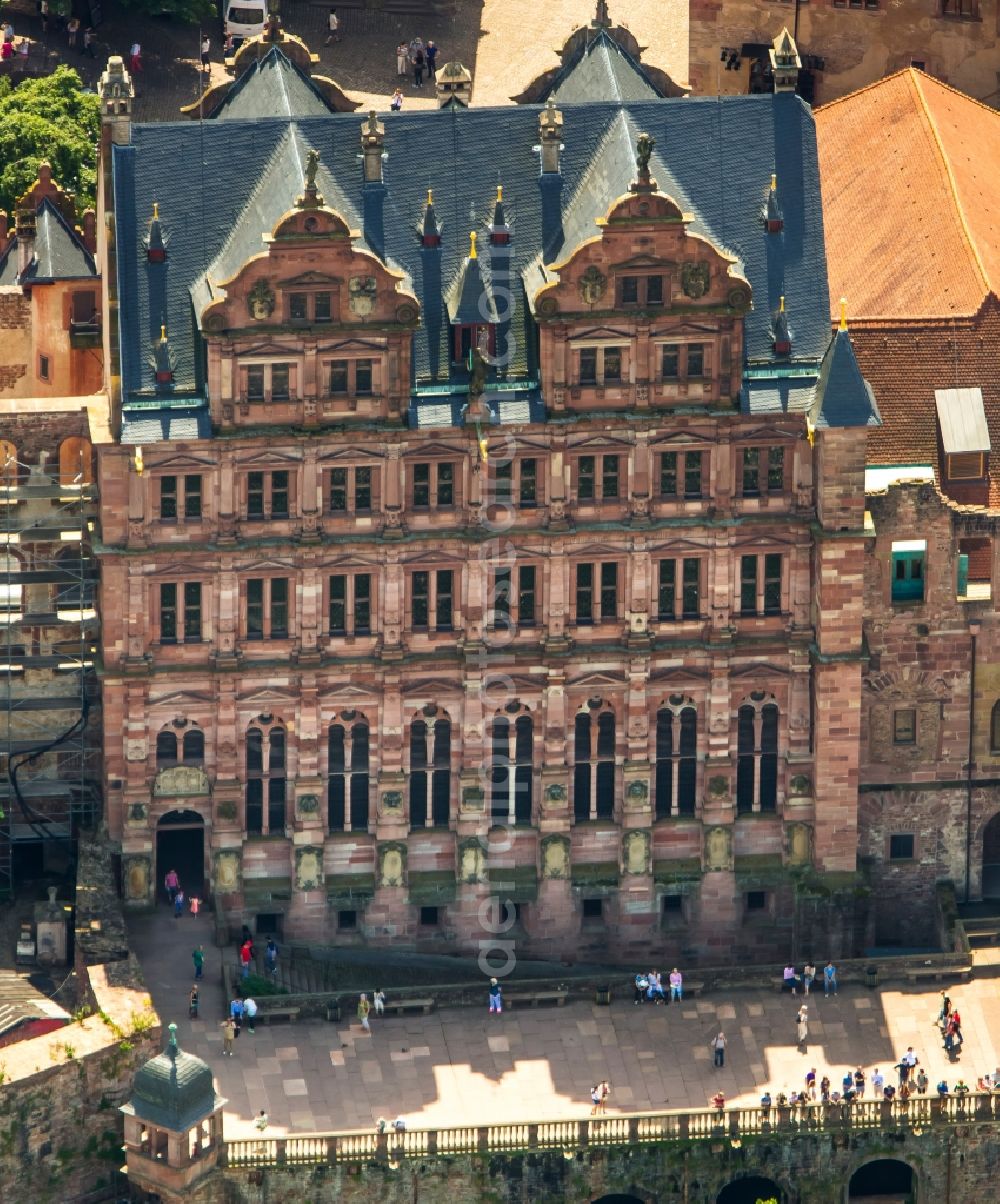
[54, 545, 96, 611]
[0, 551, 24, 614]
[59, 437, 93, 488]
[156, 730, 178, 766]
[409, 709, 451, 828]
[573, 703, 615, 822]
[182, 728, 204, 763]
[991, 701, 1000, 754]
[654, 703, 697, 819]
[490, 706, 533, 825]
[736, 699, 779, 814]
[328, 717, 370, 832]
[246, 721, 287, 835]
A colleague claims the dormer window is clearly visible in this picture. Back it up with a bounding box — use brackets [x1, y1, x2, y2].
[948, 453, 985, 481]
[618, 274, 664, 307]
[288, 291, 333, 324]
[935, 387, 990, 495]
[453, 324, 495, 364]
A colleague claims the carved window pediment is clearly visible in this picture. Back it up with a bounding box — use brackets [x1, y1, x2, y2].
[276, 271, 343, 288]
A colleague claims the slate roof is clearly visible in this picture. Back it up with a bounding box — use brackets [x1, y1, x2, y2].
[120, 406, 213, 445]
[543, 27, 662, 105]
[0, 199, 96, 285]
[113, 77, 871, 431]
[811, 325, 880, 430]
[816, 69, 1000, 321]
[214, 45, 336, 120]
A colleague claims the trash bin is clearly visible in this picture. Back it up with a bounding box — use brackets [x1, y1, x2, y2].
[595, 985, 612, 1006]
[865, 965, 879, 990]
[326, 1001, 342, 1022]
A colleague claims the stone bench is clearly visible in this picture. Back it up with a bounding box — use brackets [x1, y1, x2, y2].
[905, 965, 972, 985]
[382, 997, 435, 1016]
[504, 989, 569, 1008]
[257, 1006, 301, 1024]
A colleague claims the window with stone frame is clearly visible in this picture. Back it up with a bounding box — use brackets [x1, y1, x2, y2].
[325, 357, 375, 397]
[244, 577, 291, 640]
[937, 0, 975, 13]
[488, 563, 537, 631]
[157, 724, 204, 767]
[657, 557, 702, 621]
[892, 708, 917, 746]
[409, 710, 452, 828]
[574, 561, 619, 625]
[240, 361, 296, 403]
[328, 571, 373, 637]
[409, 568, 455, 632]
[156, 729, 178, 767]
[739, 445, 788, 498]
[158, 474, 203, 522]
[657, 342, 710, 382]
[327, 465, 378, 514]
[409, 461, 459, 509]
[245, 719, 287, 835]
[655, 702, 698, 818]
[490, 705, 533, 825]
[287, 290, 334, 324]
[617, 274, 665, 307]
[245, 469, 291, 520]
[573, 702, 616, 822]
[658, 450, 706, 500]
[575, 453, 623, 503]
[739, 552, 784, 617]
[158, 581, 203, 644]
[575, 344, 627, 386]
[488, 457, 539, 508]
[736, 699, 779, 814]
[327, 717, 370, 832]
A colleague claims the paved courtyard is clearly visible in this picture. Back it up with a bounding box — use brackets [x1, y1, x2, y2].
[129, 908, 1000, 1139]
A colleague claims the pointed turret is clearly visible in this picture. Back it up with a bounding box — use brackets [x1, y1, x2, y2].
[538, 99, 564, 175]
[773, 296, 791, 356]
[489, 184, 510, 247]
[765, 174, 783, 233]
[421, 188, 441, 248]
[145, 201, 166, 263]
[769, 28, 801, 93]
[153, 325, 174, 387]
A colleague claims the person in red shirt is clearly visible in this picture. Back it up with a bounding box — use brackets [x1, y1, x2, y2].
[240, 939, 252, 979]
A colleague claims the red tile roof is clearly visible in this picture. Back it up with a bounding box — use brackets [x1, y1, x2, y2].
[816, 69, 1000, 322]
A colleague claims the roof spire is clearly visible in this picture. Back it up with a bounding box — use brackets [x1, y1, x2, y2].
[154, 324, 174, 387]
[490, 184, 510, 245]
[765, 174, 783, 233]
[773, 297, 791, 356]
[146, 200, 166, 262]
[469, 230, 477, 260]
[839, 297, 848, 332]
[421, 190, 441, 247]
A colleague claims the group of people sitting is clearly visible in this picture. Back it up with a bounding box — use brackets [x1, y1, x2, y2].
[633, 968, 683, 1004]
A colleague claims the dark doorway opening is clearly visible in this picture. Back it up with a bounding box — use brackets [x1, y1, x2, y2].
[592, 1197, 645, 1204]
[848, 1159, 915, 1200]
[717, 1177, 784, 1204]
[982, 812, 1000, 899]
[156, 810, 205, 906]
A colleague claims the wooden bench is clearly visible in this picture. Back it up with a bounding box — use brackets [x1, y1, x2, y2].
[504, 989, 569, 1008]
[382, 997, 435, 1016]
[683, 981, 705, 998]
[905, 965, 972, 985]
[257, 1006, 301, 1024]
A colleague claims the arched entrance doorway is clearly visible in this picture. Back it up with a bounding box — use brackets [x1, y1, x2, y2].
[717, 1177, 784, 1204]
[848, 1159, 915, 1201]
[983, 813, 1000, 898]
[156, 810, 206, 906]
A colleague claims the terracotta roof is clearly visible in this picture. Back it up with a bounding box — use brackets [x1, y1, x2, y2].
[850, 296, 1000, 508]
[816, 69, 1000, 322]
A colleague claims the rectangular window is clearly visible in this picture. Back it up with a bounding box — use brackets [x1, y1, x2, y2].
[355, 573, 371, 633]
[245, 578, 290, 640]
[767, 446, 786, 492]
[246, 365, 265, 401]
[160, 583, 177, 644]
[763, 553, 782, 615]
[578, 454, 621, 502]
[329, 361, 349, 394]
[410, 462, 456, 509]
[355, 466, 372, 511]
[745, 890, 767, 912]
[248, 471, 265, 518]
[603, 347, 622, 383]
[39, 354, 50, 382]
[893, 708, 917, 746]
[661, 346, 679, 379]
[270, 578, 289, 638]
[437, 463, 454, 507]
[271, 364, 290, 402]
[684, 451, 704, 498]
[660, 452, 677, 496]
[621, 276, 639, 305]
[271, 470, 289, 518]
[247, 579, 264, 639]
[740, 555, 758, 617]
[582, 897, 604, 920]
[658, 558, 701, 620]
[420, 906, 440, 926]
[579, 348, 598, 385]
[891, 541, 926, 604]
[659, 450, 704, 499]
[410, 569, 455, 632]
[329, 572, 371, 636]
[435, 569, 453, 630]
[889, 833, 915, 860]
[740, 554, 783, 616]
[329, 468, 348, 513]
[183, 581, 202, 641]
[940, 0, 976, 15]
[184, 475, 202, 519]
[681, 557, 700, 619]
[245, 470, 291, 520]
[412, 571, 429, 628]
[314, 292, 332, 323]
[948, 452, 985, 480]
[72, 290, 98, 327]
[491, 567, 511, 628]
[494, 459, 512, 503]
[687, 344, 705, 377]
[600, 562, 618, 620]
[520, 458, 537, 506]
[160, 476, 178, 522]
[355, 359, 373, 395]
[338, 909, 358, 929]
[578, 456, 595, 501]
[329, 573, 347, 633]
[645, 275, 664, 305]
[576, 562, 594, 623]
[290, 293, 308, 321]
[518, 565, 536, 625]
[602, 455, 620, 499]
[742, 447, 761, 496]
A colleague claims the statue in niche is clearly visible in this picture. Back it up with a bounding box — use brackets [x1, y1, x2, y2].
[542, 836, 569, 880]
[705, 826, 732, 872]
[126, 857, 149, 901]
[296, 847, 322, 892]
[623, 830, 650, 876]
[379, 844, 405, 888]
[787, 823, 812, 867]
[460, 842, 486, 884]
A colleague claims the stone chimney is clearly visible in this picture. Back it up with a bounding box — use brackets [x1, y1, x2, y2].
[538, 100, 563, 174]
[99, 55, 134, 146]
[15, 208, 36, 280]
[81, 209, 97, 254]
[769, 28, 801, 94]
[361, 110, 385, 183]
[436, 60, 472, 108]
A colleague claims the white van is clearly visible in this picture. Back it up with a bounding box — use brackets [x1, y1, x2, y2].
[224, 0, 266, 46]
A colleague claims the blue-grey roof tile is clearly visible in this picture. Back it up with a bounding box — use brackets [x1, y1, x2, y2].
[544, 28, 662, 105]
[120, 405, 212, 444]
[215, 46, 336, 120]
[0, 200, 95, 284]
[812, 328, 881, 430]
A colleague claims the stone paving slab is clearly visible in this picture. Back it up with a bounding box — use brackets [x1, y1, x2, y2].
[128, 909, 1000, 1138]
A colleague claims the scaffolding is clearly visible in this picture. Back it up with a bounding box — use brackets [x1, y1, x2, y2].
[0, 447, 102, 900]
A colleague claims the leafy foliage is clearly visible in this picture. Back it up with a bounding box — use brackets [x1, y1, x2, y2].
[123, 0, 218, 24]
[0, 66, 100, 219]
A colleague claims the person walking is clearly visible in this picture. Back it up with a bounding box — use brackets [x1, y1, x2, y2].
[324, 7, 339, 45]
[796, 1005, 808, 1051]
[669, 967, 683, 1002]
[200, 35, 210, 71]
[174, 889, 185, 918]
[164, 868, 179, 904]
[823, 961, 837, 996]
[425, 40, 438, 80]
[230, 996, 244, 1038]
[373, 987, 385, 1017]
[67, 16, 79, 48]
[254, 1109, 269, 1131]
[243, 996, 257, 1034]
[489, 977, 503, 1015]
[396, 41, 408, 77]
[192, 945, 204, 980]
[937, 990, 952, 1029]
[189, 984, 199, 1018]
[412, 44, 425, 88]
[221, 1017, 235, 1055]
[711, 1031, 727, 1068]
[264, 938, 278, 978]
[189, 895, 201, 917]
[358, 993, 371, 1034]
[240, 939, 252, 979]
[129, 42, 142, 74]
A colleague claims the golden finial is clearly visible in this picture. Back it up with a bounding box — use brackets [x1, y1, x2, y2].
[160, 324, 167, 341]
[478, 434, 489, 463]
[469, 230, 477, 260]
[779, 295, 785, 313]
[770, 173, 776, 192]
[133, 446, 144, 476]
[152, 201, 160, 220]
[839, 297, 848, 332]
[496, 183, 503, 203]
[427, 188, 433, 205]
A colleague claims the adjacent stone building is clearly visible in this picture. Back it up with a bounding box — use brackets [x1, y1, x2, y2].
[818, 69, 1000, 944]
[94, 32, 878, 964]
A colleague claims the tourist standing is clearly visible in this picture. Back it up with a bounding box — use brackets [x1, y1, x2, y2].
[425, 40, 438, 80]
[189, 895, 201, 916]
[711, 1031, 727, 1068]
[647, 970, 665, 1004]
[803, 962, 816, 996]
[39, 0, 48, 35]
[390, 88, 404, 111]
[189, 985, 199, 1018]
[396, 41, 408, 76]
[82, 27, 96, 58]
[192, 945, 204, 980]
[221, 1017, 235, 1055]
[937, 990, 952, 1029]
[200, 35, 210, 71]
[796, 1005, 808, 1050]
[324, 7, 339, 45]
[67, 16, 79, 48]
[823, 961, 837, 996]
[805, 1068, 817, 1100]
[669, 967, 683, 1002]
[164, 868, 179, 904]
[240, 939, 252, 979]
[872, 1067, 885, 1096]
[598, 1079, 610, 1114]
[590, 1083, 601, 1115]
[853, 1067, 866, 1098]
[783, 964, 798, 994]
[358, 993, 371, 1034]
[243, 996, 257, 1034]
[489, 977, 503, 1015]
[373, 987, 385, 1017]
[129, 42, 142, 74]
[265, 938, 278, 978]
[230, 996, 244, 1038]
[412, 44, 425, 88]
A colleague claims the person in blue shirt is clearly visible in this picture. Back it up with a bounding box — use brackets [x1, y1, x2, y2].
[824, 962, 838, 996]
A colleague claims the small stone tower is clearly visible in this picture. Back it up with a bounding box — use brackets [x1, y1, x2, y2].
[769, 28, 801, 93]
[436, 60, 473, 108]
[99, 55, 134, 147]
[121, 1023, 226, 1203]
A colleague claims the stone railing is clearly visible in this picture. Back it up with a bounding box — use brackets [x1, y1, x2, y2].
[224, 1092, 1000, 1168]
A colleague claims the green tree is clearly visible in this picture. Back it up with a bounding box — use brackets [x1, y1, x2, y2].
[122, 0, 218, 24]
[0, 66, 100, 220]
